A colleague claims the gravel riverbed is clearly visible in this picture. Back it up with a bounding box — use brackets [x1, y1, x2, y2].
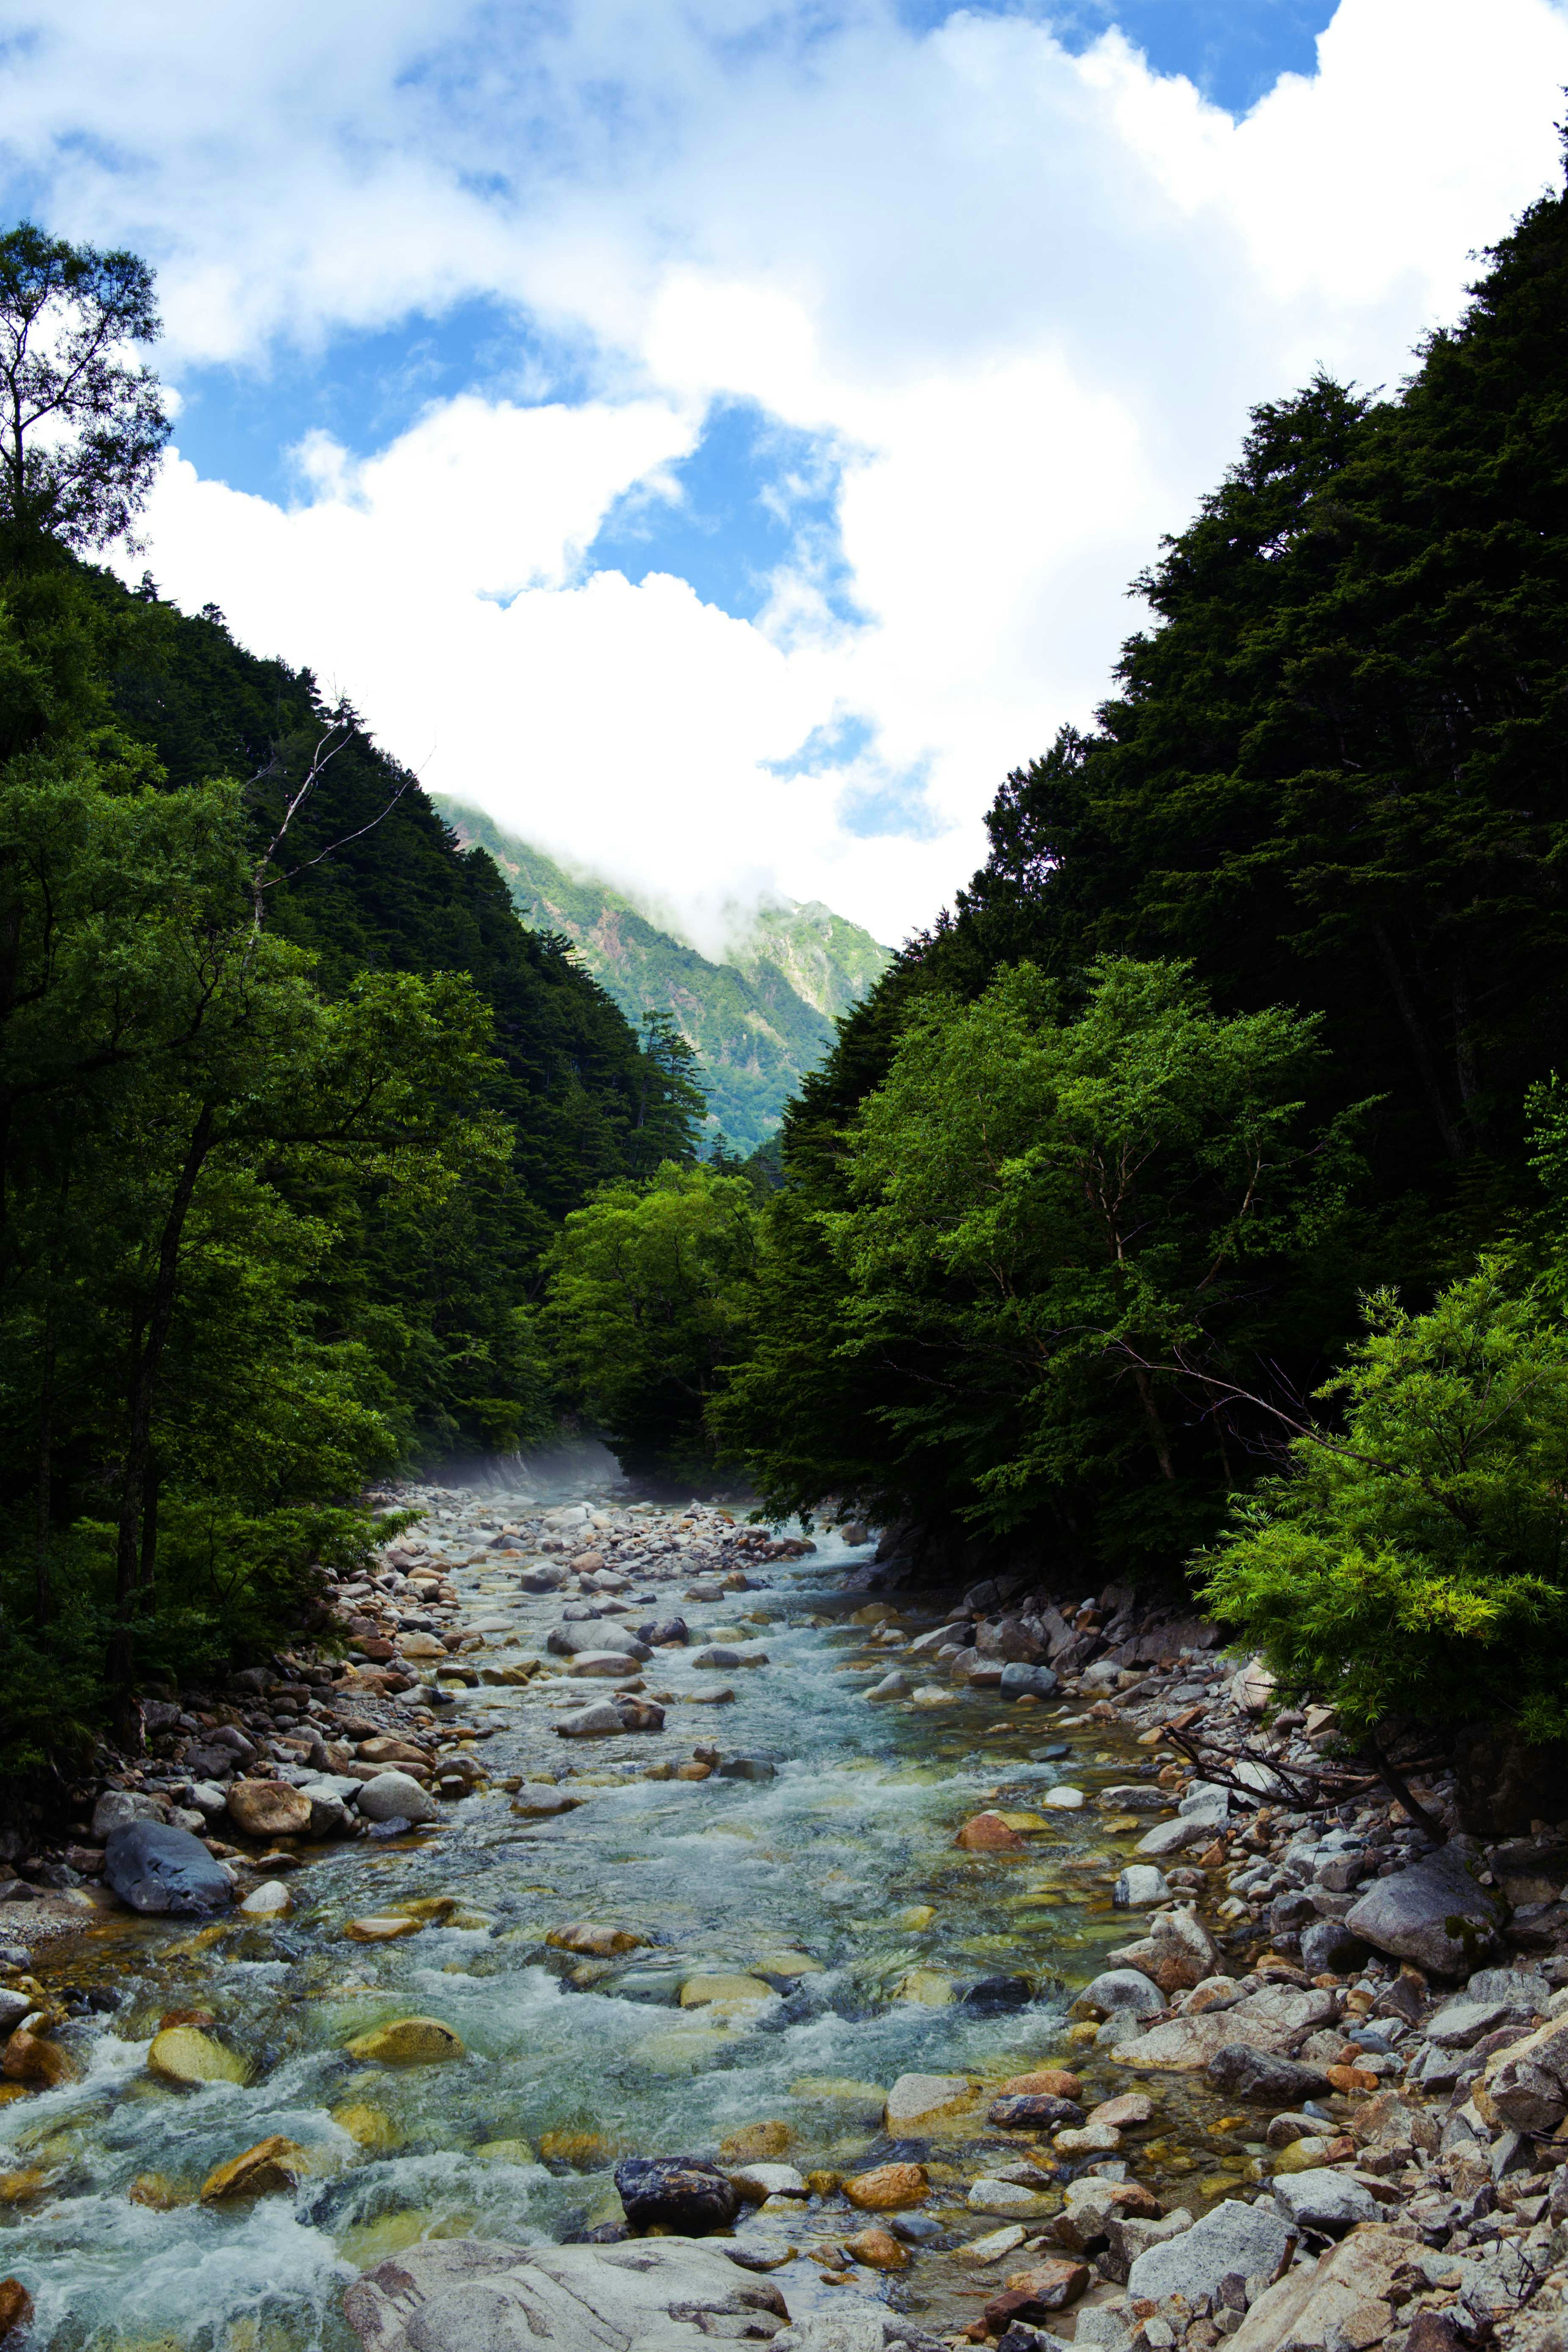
[0, 1481, 1564, 2352]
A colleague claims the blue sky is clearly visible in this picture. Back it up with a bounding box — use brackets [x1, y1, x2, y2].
[3, 0, 1562, 949]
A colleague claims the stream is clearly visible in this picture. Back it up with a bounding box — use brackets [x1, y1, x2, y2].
[0, 1477, 1251, 2352]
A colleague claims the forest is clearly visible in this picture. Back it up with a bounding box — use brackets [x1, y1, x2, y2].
[8, 161, 1568, 1795]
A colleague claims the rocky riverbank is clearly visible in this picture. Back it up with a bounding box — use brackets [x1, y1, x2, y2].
[0, 1491, 1564, 2352]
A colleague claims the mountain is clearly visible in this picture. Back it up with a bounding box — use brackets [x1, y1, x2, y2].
[435, 801, 893, 1153]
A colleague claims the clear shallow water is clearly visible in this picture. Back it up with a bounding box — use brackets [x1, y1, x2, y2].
[0, 1520, 1229, 2350]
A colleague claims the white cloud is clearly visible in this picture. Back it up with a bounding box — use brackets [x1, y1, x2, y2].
[5, 0, 1568, 946]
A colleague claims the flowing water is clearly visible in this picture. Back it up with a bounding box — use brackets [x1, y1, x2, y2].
[0, 1488, 1241, 2350]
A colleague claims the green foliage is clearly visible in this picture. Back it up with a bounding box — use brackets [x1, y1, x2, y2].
[719, 959, 1354, 1566]
[1200, 1264, 1568, 1746]
[543, 1162, 760, 1484]
[726, 169, 1568, 1619]
[0, 223, 170, 551]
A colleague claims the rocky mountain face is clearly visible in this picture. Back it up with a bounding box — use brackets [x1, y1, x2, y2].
[436, 801, 891, 1154]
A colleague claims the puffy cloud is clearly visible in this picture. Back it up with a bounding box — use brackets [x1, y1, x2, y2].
[7, 0, 1568, 944]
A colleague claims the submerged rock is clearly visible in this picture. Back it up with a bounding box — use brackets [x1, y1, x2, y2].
[104, 1821, 233, 1915]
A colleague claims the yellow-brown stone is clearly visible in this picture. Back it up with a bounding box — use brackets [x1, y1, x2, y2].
[199, 2135, 307, 2203]
[343, 2016, 465, 2065]
[844, 2227, 909, 2270]
[147, 2026, 247, 2087]
[842, 2162, 928, 2211]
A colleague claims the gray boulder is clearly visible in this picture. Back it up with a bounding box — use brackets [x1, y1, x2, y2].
[772, 2320, 948, 2352]
[1135, 1817, 1208, 1858]
[1000, 1662, 1058, 1699]
[1423, 1997, 1511, 2048]
[1271, 2169, 1378, 2236]
[1345, 1848, 1501, 1975]
[342, 2235, 791, 2352]
[1299, 1919, 1371, 1976]
[91, 1789, 167, 1840]
[104, 1820, 233, 1915]
[1100, 1787, 1172, 1814]
[355, 1771, 438, 1824]
[1206, 2046, 1331, 2103]
[1114, 1866, 1172, 1909]
[1073, 1968, 1165, 2020]
[548, 1622, 650, 1659]
[556, 1699, 627, 1738]
[1126, 2196, 1294, 2305]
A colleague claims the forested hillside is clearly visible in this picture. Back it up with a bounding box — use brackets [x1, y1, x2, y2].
[537, 167, 1568, 1784]
[710, 180, 1568, 1557]
[0, 220, 705, 1766]
[437, 801, 890, 1153]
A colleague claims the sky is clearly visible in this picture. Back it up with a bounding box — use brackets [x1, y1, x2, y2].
[2, 1, 1566, 955]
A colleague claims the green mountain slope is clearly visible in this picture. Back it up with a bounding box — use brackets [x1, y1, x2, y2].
[436, 802, 893, 1153]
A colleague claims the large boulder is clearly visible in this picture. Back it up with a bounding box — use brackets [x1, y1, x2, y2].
[1127, 2196, 1295, 2305]
[103, 1820, 233, 1915]
[1228, 2224, 1411, 2352]
[1121, 1984, 1336, 2074]
[614, 2156, 742, 2233]
[1345, 1848, 1502, 1976]
[342, 2237, 790, 2352]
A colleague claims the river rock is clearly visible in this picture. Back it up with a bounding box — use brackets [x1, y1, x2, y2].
[0, 2280, 32, 2341]
[104, 1820, 234, 1915]
[147, 2025, 248, 2085]
[91, 1789, 168, 1840]
[1111, 1907, 1219, 1992]
[1227, 2221, 1412, 2352]
[999, 1663, 1058, 1699]
[844, 2225, 908, 2271]
[355, 1771, 438, 1824]
[1134, 1816, 1207, 1858]
[1344, 1848, 1501, 1975]
[356, 1736, 427, 1766]
[1272, 2168, 1378, 2235]
[1100, 1786, 1171, 1814]
[1000, 2068, 1082, 2099]
[1207, 2045, 1332, 2103]
[865, 1673, 910, 1701]
[956, 1812, 1025, 1851]
[968, 2178, 1055, 2217]
[548, 1922, 647, 1956]
[1475, 2014, 1568, 2131]
[614, 2155, 742, 2231]
[511, 1783, 584, 1816]
[1127, 2194, 1294, 2303]
[1073, 1969, 1165, 2020]
[566, 1650, 641, 1678]
[1043, 1785, 1085, 1809]
[1300, 1918, 1372, 1976]
[238, 1880, 292, 1918]
[344, 2016, 465, 2064]
[771, 2320, 947, 2352]
[1, 2025, 76, 2087]
[884, 2073, 974, 2130]
[844, 2162, 929, 2210]
[1231, 1656, 1276, 1713]
[199, 2134, 307, 2202]
[989, 2093, 1083, 2129]
[1121, 1984, 1334, 2072]
[226, 1780, 313, 1840]
[549, 1622, 650, 1659]
[556, 1699, 627, 1737]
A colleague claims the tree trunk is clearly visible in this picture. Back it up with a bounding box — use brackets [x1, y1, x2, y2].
[108, 1104, 214, 1728]
[1372, 920, 1467, 1163]
[34, 1290, 53, 1629]
[1131, 1364, 1176, 1482]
